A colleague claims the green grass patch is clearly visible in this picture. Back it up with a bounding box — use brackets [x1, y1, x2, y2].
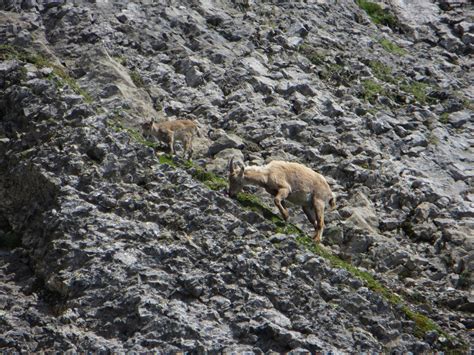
[368, 60, 395, 83]
[361, 79, 384, 103]
[462, 98, 473, 111]
[439, 112, 450, 124]
[191, 166, 228, 191]
[158, 154, 177, 166]
[0, 44, 92, 102]
[130, 70, 145, 88]
[356, 0, 399, 29]
[400, 81, 431, 105]
[296, 234, 402, 304]
[378, 38, 407, 56]
[319, 63, 345, 82]
[401, 305, 444, 339]
[298, 43, 326, 66]
[108, 117, 160, 150]
[157, 153, 228, 191]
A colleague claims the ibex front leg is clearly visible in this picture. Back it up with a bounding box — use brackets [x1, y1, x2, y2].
[312, 197, 325, 243]
[274, 187, 290, 221]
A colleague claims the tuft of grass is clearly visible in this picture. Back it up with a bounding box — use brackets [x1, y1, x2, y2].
[378, 38, 407, 56]
[114, 55, 127, 66]
[190, 166, 228, 191]
[400, 81, 431, 105]
[368, 60, 395, 83]
[462, 98, 473, 111]
[439, 112, 450, 124]
[319, 63, 345, 82]
[158, 154, 177, 166]
[298, 43, 326, 66]
[361, 79, 384, 103]
[157, 153, 228, 191]
[356, 0, 399, 29]
[401, 306, 445, 339]
[130, 70, 145, 88]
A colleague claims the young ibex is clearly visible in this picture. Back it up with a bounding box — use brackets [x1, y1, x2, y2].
[141, 119, 200, 159]
[228, 158, 336, 243]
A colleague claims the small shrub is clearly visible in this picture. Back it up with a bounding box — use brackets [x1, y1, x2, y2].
[401, 306, 442, 338]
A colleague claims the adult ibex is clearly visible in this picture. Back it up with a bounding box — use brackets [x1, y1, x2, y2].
[141, 119, 200, 159]
[228, 158, 336, 243]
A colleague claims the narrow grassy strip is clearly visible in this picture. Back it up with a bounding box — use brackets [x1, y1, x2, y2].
[157, 153, 228, 191]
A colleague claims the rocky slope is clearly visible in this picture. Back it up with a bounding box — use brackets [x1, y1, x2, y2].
[0, 0, 472, 352]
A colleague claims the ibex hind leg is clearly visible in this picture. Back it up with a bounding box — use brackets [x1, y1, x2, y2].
[312, 198, 325, 243]
[303, 206, 316, 228]
[184, 137, 193, 160]
[167, 134, 175, 155]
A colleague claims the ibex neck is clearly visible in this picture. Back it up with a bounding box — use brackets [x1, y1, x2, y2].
[244, 166, 268, 188]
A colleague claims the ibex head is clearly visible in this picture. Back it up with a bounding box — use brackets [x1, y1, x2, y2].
[228, 157, 245, 198]
[141, 120, 154, 133]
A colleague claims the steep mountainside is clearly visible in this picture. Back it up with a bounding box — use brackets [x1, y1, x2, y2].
[0, 0, 472, 352]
